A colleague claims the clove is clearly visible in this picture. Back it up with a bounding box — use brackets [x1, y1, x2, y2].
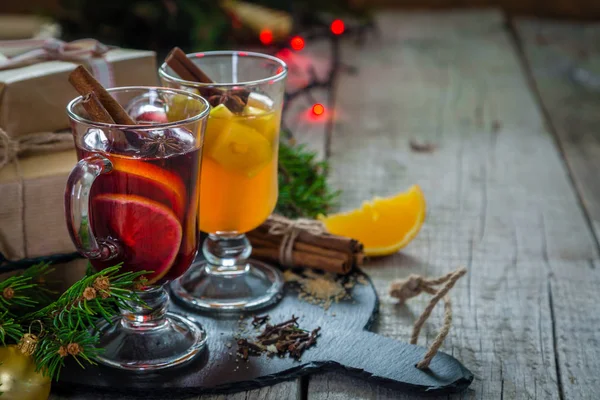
[236, 315, 320, 361]
[252, 314, 270, 327]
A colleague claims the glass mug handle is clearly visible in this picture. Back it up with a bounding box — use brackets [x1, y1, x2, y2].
[64, 154, 119, 260]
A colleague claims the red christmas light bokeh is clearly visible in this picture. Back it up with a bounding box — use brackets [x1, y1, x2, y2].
[330, 19, 345, 35]
[259, 29, 273, 45]
[312, 103, 325, 116]
[290, 36, 305, 51]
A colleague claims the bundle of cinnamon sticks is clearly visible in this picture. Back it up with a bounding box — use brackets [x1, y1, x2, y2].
[247, 215, 364, 275]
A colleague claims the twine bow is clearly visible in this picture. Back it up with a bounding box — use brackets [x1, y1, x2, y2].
[0, 38, 111, 69]
[0, 38, 115, 168]
[267, 214, 326, 267]
[389, 267, 467, 369]
[0, 38, 115, 89]
[0, 128, 74, 170]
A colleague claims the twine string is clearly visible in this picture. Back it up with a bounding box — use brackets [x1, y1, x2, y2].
[389, 267, 467, 369]
[0, 128, 74, 170]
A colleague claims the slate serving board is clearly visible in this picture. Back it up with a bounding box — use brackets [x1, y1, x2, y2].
[54, 268, 473, 397]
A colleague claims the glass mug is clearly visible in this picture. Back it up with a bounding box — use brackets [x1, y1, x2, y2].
[65, 87, 210, 370]
[159, 51, 287, 312]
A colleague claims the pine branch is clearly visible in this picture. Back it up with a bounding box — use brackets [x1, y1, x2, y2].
[85, 262, 95, 277]
[33, 327, 102, 380]
[0, 313, 23, 345]
[24, 264, 148, 380]
[13, 262, 56, 311]
[27, 264, 146, 330]
[276, 140, 340, 218]
[0, 262, 53, 314]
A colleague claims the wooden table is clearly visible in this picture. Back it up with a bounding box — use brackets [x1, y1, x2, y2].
[52, 9, 600, 400]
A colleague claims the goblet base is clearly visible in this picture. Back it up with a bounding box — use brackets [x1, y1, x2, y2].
[94, 313, 207, 371]
[171, 259, 284, 313]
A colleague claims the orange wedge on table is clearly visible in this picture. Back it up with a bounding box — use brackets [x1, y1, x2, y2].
[319, 185, 426, 257]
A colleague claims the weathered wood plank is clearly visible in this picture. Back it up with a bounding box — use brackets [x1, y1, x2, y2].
[512, 19, 600, 244]
[514, 18, 600, 400]
[308, 9, 599, 400]
[49, 380, 300, 400]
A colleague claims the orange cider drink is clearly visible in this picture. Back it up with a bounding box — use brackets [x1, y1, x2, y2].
[200, 99, 280, 234]
[160, 50, 287, 313]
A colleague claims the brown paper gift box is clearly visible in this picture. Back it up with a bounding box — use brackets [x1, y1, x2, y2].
[0, 49, 158, 138]
[0, 148, 77, 261]
[0, 149, 102, 290]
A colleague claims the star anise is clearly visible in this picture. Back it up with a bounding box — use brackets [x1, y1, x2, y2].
[140, 134, 183, 156]
[207, 90, 247, 113]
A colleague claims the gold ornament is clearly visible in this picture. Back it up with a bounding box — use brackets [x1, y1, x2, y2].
[0, 321, 51, 400]
[17, 333, 39, 356]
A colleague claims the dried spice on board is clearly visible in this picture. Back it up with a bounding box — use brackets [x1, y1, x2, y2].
[236, 315, 320, 361]
[283, 269, 368, 310]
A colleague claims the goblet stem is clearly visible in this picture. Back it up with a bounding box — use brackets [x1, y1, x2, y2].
[120, 286, 169, 329]
[94, 285, 206, 370]
[171, 233, 284, 312]
[203, 233, 251, 275]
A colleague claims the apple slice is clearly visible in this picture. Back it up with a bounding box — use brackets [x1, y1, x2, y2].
[136, 111, 168, 123]
[93, 194, 182, 284]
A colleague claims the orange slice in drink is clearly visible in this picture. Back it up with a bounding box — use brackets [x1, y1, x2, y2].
[95, 156, 187, 221]
[204, 104, 235, 152]
[319, 185, 426, 256]
[93, 194, 182, 284]
[166, 93, 205, 123]
[204, 105, 272, 177]
[242, 106, 279, 142]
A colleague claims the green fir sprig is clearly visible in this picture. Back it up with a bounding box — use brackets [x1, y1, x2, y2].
[0, 262, 147, 381]
[27, 264, 145, 330]
[276, 141, 340, 218]
[25, 264, 148, 380]
[0, 313, 23, 345]
[0, 262, 54, 314]
[33, 327, 102, 380]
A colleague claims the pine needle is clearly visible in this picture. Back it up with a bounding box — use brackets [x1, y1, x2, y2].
[0, 313, 23, 345]
[0, 262, 54, 314]
[13, 263, 148, 380]
[276, 140, 340, 218]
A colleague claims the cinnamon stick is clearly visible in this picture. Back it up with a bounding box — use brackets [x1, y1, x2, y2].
[247, 216, 365, 275]
[166, 47, 213, 83]
[81, 92, 115, 124]
[253, 222, 363, 254]
[250, 235, 353, 263]
[252, 247, 350, 275]
[164, 47, 250, 107]
[165, 54, 199, 82]
[68, 65, 135, 125]
[353, 253, 365, 267]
